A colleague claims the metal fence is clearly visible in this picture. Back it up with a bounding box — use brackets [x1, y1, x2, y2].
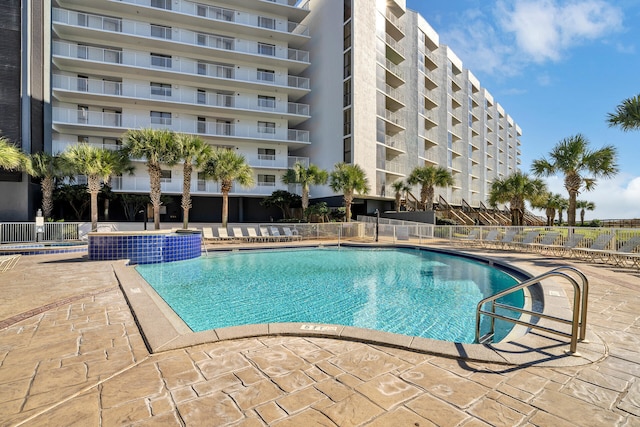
[0, 222, 84, 244]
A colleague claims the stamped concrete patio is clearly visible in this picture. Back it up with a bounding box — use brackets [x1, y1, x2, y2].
[0, 244, 639, 426]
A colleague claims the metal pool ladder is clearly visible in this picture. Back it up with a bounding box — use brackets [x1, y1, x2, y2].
[475, 266, 589, 355]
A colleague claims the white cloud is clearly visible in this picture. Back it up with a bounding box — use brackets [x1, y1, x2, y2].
[536, 173, 640, 220]
[498, 0, 623, 63]
[440, 1, 623, 78]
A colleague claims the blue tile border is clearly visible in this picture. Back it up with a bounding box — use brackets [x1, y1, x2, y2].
[88, 232, 201, 264]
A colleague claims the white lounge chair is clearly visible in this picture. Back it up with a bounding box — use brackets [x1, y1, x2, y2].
[259, 226, 279, 242]
[546, 233, 584, 256]
[231, 227, 251, 242]
[572, 233, 615, 262]
[270, 227, 287, 242]
[480, 229, 500, 247]
[246, 227, 263, 242]
[512, 230, 540, 250]
[283, 227, 301, 241]
[217, 227, 234, 241]
[527, 232, 560, 253]
[202, 227, 218, 243]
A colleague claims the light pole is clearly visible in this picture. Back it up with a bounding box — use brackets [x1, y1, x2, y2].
[374, 209, 380, 242]
[139, 210, 147, 231]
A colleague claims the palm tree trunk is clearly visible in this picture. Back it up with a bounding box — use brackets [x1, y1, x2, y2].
[580, 209, 585, 226]
[221, 190, 229, 227]
[568, 191, 578, 226]
[148, 164, 162, 230]
[88, 176, 101, 232]
[395, 193, 401, 212]
[344, 192, 353, 222]
[425, 186, 434, 211]
[302, 185, 309, 212]
[41, 177, 54, 219]
[182, 163, 193, 229]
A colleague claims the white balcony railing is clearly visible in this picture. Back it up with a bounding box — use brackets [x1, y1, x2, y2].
[53, 107, 310, 143]
[109, 0, 309, 35]
[111, 175, 289, 195]
[53, 8, 310, 63]
[52, 75, 310, 117]
[52, 40, 310, 90]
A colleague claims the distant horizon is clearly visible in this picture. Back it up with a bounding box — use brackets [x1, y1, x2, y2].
[407, 0, 640, 220]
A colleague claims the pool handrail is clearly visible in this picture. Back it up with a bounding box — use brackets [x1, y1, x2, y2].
[475, 266, 589, 355]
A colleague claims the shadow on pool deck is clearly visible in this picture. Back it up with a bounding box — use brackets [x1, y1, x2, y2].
[1, 243, 638, 426]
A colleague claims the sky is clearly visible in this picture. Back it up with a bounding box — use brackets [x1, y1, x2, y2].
[406, 0, 640, 220]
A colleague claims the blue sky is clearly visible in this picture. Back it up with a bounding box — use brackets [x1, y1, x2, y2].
[406, 0, 640, 220]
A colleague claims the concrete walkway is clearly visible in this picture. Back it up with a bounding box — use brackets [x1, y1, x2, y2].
[0, 246, 639, 426]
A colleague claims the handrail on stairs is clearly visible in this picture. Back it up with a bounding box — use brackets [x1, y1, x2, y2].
[475, 266, 589, 355]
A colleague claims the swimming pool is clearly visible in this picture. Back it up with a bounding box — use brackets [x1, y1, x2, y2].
[136, 246, 524, 343]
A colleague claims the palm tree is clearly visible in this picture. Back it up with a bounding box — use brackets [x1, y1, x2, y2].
[122, 128, 178, 229]
[281, 162, 328, 218]
[557, 197, 568, 225]
[202, 148, 254, 227]
[607, 94, 640, 131]
[391, 180, 408, 212]
[27, 152, 67, 219]
[406, 165, 454, 211]
[175, 133, 212, 229]
[61, 144, 125, 231]
[532, 192, 562, 227]
[576, 200, 596, 226]
[0, 136, 25, 171]
[488, 172, 547, 226]
[328, 162, 369, 222]
[531, 134, 618, 226]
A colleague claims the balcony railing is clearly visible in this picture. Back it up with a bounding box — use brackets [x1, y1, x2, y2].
[376, 159, 405, 174]
[384, 34, 405, 58]
[53, 8, 310, 63]
[53, 107, 310, 143]
[377, 81, 405, 104]
[52, 74, 310, 117]
[111, 175, 289, 195]
[287, 156, 309, 167]
[52, 41, 310, 90]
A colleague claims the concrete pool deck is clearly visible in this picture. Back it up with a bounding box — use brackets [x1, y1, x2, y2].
[1, 242, 639, 426]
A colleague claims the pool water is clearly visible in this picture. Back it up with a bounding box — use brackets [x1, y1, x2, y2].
[136, 247, 523, 343]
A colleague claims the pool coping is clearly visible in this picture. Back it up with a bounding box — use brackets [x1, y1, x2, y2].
[114, 243, 607, 367]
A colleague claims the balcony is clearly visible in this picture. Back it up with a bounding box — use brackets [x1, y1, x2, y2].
[111, 175, 289, 196]
[52, 9, 310, 71]
[52, 107, 310, 144]
[384, 10, 404, 41]
[376, 159, 405, 175]
[52, 41, 310, 95]
[54, 2, 309, 39]
[384, 34, 405, 64]
[380, 109, 405, 132]
[379, 135, 405, 153]
[377, 81, 405, 110]
[52, 74, 310, 124]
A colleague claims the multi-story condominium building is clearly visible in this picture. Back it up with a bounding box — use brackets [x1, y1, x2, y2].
[301, 0, 521, 216]
[0, 0, 520, 222]
[49, 0, 312, 222]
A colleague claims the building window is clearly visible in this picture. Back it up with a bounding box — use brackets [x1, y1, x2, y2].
[77, 75, 88, 92]
[343, 51, 351, 78]
[160, 170, 172, 182]
[151, 111, 172, 125]
[150, 82, 171, 97]
[150, 24, 172, 39]
[197, 171, 206, 191]
[103, 79, 121, 95]
[258, 42, 276, 56]
[151, 0, 171, 10]
[343, 108, 352, 136]
[216, 120, 232, 135]
[151, 53, 172, 68]
[77, 105, 89, 124]
[78, 135, 89, 143]
[103, 109, 122, 127]
[343, 79, 351, 107]
[258, 121, 276, 134]
[197, 89, 206, 104]
[258, 95, 276, 109]
[258, 16, 276, 30]
[257, 68, 275, 82]
[258, 148, 276, 160]
[258, 174, 276, 186]
[343, 137, 352, 163]
[197, 117, 206, 133]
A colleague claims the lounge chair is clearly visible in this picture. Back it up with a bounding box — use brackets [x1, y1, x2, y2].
[217, 227, 234, 241]
[527, 232, 560, 253]
[602, 236, 640, 267]
[546, 233, 585, 256]
[480, 229, 500, 247]
[231, 227, 251, 242]
[202, 227, 218, 243]
[246, 227, 262, 242]
[283, 227, 302, 241]
[0, 254, 21, 272]
[457, 229, 481, 246]
[497, 230, 518, 249]
[512, 230, 540, 251]
[259, 226, 279, 242]
[571, 233, 615, 262]
[270, 226, 287, 242]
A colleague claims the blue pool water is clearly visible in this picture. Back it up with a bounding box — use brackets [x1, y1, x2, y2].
[136, 247, 524, 343]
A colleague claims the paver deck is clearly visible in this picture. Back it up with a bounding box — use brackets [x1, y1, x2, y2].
[0, 243, 639, 426]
